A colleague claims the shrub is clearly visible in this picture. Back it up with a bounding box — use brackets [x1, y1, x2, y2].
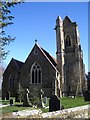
[29, 88, 40, 106]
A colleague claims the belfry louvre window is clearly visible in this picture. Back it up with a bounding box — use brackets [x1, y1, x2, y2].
[65, 35, 71, 47]
[31, 62, 42, 84]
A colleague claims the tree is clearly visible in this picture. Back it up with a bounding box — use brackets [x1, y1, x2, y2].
[0, 61, 5, 90]
[0, 1, 23, 62]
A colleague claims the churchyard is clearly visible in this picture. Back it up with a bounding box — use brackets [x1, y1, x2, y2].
[0, 88, 90, 118]
[0, 96, 90, 118]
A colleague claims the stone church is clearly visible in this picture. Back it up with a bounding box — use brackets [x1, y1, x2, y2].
[2, 16, 86, 100]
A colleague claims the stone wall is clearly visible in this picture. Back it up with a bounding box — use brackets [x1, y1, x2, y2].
[41, 105, 90, 118]
[12, 105, 90, 119]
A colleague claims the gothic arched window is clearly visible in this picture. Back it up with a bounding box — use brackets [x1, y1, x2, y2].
[31, 62, 42, 84]
[65, 35, 71, 48]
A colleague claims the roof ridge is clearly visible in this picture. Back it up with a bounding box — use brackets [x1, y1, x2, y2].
[41, 47, 57, 64]
[12, 58, 24, 70]
[36, 44, 57, 71]
[12, 58, 24, 63]
[13, 58, 20, 70]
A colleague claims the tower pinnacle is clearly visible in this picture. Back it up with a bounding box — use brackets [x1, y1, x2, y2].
[56, 15, 62, 21]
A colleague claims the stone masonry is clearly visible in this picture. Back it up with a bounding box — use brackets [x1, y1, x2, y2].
[55, 16, 86, 96]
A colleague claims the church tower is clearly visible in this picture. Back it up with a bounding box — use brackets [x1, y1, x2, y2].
[55, 16, 86, 96]
[55, 16, 65, 94]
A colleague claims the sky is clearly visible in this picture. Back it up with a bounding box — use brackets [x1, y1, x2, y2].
[3, 2, 88, 73]
[88, 2, 90, 71]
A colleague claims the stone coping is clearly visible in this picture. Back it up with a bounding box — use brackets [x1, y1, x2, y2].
[41, 105, 90, 118]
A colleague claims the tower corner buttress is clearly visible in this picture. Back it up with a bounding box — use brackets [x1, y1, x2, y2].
[55, 16, 65, 94]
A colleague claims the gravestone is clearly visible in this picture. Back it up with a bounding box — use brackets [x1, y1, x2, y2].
[10, 99, 13, 106]
[43, 97, 47, 104]
[23, 88, 30, 107]
[49, 95, 60, 112]
[83, 90, 90, 101]
[6, 91, 10, 100]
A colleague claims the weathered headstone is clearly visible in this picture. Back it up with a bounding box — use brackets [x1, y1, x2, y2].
[43, 97, 47, 104]
[23, 88, 30, 107]
[49, 95, 60, 112]
[6, 91, 10, 100]
[10, 99, 13, 106]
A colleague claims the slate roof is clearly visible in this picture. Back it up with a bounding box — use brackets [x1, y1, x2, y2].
[4, 58, 24, 74]
[12, 58, 24, 70]
[41, 47, 57, 67]
[34, 43, 58, 71]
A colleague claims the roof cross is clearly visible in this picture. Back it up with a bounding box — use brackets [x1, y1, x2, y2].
[35, 39, 38, 44]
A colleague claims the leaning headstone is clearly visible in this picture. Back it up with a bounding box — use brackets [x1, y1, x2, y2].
[23, 88, 30, 107]
[6, 91, 10, 100]
[49, 95, 60, 112]
[10, 99, 13, 106]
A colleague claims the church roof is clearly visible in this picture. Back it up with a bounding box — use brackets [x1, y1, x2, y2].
[35, 43, 58, 71]
[3, 58, 24, 75]
[12, 58, 24, 70]
[41, 48, 57, 67]
[5, 43, 58, 74]
[86, 73, 90, 80]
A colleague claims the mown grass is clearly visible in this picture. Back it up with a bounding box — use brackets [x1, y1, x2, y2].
[0, 97, 35, 116]
[41, 97, 90, 112]
[0, 100, 9, 105]
[0, 97, 15, 105]
[61, 96, 90, 109]
[1, 105, 35, 115]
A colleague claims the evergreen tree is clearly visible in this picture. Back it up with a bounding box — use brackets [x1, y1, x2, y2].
[0, 1, 23, 62]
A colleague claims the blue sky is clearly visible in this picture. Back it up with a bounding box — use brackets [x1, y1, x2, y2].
[88, 2, 90, 71]
[4, 2, 88, 73]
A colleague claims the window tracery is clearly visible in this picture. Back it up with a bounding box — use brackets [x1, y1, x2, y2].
[31, 62, 42, 84]
[65, 35, 71, 48]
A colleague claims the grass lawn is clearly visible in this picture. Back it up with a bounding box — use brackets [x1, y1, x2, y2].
[41, 96, 90, 112]
[0, 98, 36, 116]
[61, 96, 90, 109]
[1, 105, 35, 115]
[1, 96, 90, 116]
